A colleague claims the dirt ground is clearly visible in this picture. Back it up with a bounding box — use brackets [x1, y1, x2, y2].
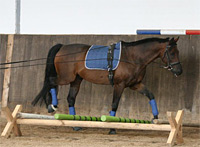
[0, 119, 199, 147]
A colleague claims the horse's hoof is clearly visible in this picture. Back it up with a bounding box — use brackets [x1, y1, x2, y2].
[48, 104, 57, 113]
[151, 118, 158, 124]
[73, 127, 82, 131]
[151, 115, 158, 124]
[109, 129, 116, 134]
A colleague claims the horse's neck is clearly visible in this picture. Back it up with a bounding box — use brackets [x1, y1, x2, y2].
[130, 42, 165, 65]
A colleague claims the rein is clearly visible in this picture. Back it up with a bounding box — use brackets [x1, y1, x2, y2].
[0, 42, 181, 71]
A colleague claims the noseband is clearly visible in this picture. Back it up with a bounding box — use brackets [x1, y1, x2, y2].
[162, 45, 180, 70]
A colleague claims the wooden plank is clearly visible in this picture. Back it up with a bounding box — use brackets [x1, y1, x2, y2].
[153, 118, 198, 127]
[9, 35, 25, 106]
[166, 111, 177, 146]
[20, 35, 33, 112]
[0, 35, 8, 103]
[167, 110, 184, 145]
[176, 125, 183, 144]
[1, 105, 22, 138]
[12, 106, 22, 136]
[167, 112, 177, 129]
[1, 122, 13, 138]
[16, 119, 171, 131]
[12, 123, 22, 136]
[167, 129, 176, 147]
[175, 110, 184, 144]
[1, 34, 14, 107]
[184, 35, 199, 112]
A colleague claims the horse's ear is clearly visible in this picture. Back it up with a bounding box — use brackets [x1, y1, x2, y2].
[174, 37, 179, 42]
[170, 37, 175, 41]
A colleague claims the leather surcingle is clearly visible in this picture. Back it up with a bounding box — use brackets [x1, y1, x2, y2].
[107, 43, 116, 86]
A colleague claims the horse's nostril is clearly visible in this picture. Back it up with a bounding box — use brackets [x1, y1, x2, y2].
[176, 69, 183, 75]
[171, 67, 182, 76]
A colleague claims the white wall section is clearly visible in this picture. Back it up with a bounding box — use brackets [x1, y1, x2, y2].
[0, 0, 200, 34]
[0, 0, 15, 34]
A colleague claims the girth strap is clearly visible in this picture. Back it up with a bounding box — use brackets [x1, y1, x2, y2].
[107, 43, 116, 86]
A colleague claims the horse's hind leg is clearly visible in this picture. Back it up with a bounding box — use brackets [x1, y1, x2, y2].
[109, 83, 125, 134]
[130, 83, 159, 120]
[67, 75, 83, 131]
[48, 77, 59, 113]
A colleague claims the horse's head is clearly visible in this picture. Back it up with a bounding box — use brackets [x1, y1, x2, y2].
[161, 37, 182, 77]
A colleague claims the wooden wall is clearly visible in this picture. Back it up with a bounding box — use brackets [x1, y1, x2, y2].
[0, 35, 199, 123]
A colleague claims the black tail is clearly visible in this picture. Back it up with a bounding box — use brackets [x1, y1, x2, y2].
[32, 44, 63, 107]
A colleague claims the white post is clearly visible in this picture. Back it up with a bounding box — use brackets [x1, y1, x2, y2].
[15, 0, 21, 34]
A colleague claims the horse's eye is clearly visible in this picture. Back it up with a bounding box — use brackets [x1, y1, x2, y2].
[170, 52, 175, 58]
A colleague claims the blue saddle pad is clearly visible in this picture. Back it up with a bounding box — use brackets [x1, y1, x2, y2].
[85, 42, 121, 70]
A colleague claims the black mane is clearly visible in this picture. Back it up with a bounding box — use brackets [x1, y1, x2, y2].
[122, 37, 170, 46]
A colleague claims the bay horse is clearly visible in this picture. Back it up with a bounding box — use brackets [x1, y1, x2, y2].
[32, 37, 182, 134]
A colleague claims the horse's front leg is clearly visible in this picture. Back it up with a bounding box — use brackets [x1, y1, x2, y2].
[109, 83, 125, 134]
[130, 83, 159, 120]
[67, 75, 83, 131]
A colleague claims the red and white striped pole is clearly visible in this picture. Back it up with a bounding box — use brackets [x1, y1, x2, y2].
[137, 29, 200, 35]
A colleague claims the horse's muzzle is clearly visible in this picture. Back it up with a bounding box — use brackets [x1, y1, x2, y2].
[171, 64, 182, 77]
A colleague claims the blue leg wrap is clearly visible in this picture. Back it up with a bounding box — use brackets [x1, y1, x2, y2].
[149, 99, 159, 116]
[109, 111, 116, 116]
[50, 88, 58, 106]
[69, 107, 76, 115]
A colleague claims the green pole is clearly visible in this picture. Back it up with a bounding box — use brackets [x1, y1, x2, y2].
[54, 114, 101, 121]
[101, 115, 151, 124]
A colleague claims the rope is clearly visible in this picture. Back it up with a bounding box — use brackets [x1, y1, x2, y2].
[0, 46, 115, 66]
[0, 50, 86, 66]
[0, 46, 182, 70]
[0, 58, 168, 70]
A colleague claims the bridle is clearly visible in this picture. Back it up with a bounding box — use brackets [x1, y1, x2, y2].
[162, 44, 180, 70]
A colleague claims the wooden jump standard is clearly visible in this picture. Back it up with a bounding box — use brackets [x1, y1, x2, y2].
[1, 105, 184, 146]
